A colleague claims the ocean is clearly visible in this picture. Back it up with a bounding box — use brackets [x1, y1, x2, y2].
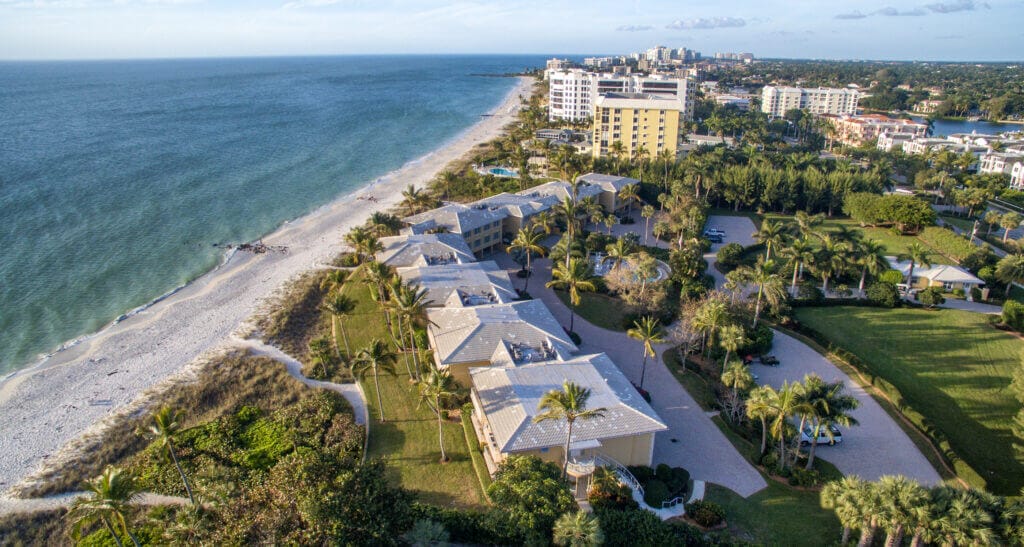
[0, 55, 545, 375]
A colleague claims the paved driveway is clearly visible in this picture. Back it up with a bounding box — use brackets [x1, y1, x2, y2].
[753, 330, 942, 485]
[704, 215, 758, 289]
[492, 252, 767, 497]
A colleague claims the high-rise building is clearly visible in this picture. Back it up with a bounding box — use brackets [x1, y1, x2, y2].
[760, 86, 860, 117]
[592, 93, 686, 160]
[547, 69, 695, 122]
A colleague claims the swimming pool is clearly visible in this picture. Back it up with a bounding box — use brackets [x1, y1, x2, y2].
[487, 167, 519, 178]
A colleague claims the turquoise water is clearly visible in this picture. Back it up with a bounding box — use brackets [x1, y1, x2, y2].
[0, 55, 544, 374]
[489, 167, 519, 178]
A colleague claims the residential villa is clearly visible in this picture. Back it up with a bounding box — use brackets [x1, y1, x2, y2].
[402, 204, 507, 255]
[979, 152, 1024, 180]
[470, 353, 668, 474]
[425, 299, 578, 384]
[822, 114, 927, 147]
[376, 233, 475, 268]
[887, 258, 985, 292]
[575, 173, 641, 213]
[396, 261, 517, 308]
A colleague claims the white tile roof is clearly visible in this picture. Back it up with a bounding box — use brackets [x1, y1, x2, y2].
[471, 353, 668, 453]
[397, 261, 517, 307]
[375, 234, 475, 268]
[427, 300, 577, 366]
[885, 258, 984, 285]
[576, 173, 640, 193]
[519, 180, 604, 202]
[473, 192, 560, 219]
[403, 203, 507, 235]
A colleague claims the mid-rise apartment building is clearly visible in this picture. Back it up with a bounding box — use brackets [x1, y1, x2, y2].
[547, 69, 695, 122]
[761, 85, 860, 117]
[591, 93, 685, 160]
[824, 114, 927, 147]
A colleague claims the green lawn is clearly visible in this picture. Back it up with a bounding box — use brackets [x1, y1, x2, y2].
[794, 306, 1023, 494]
[554, 290, 628, 331]
[340, 271, 487, 509]
[939, 214, 976, 233]
[705, 482, 840, 546]
[763, 214, 955, 265]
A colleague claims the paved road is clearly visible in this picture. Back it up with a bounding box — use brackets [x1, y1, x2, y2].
[753, 330, 942, 485]
[494, 253, 768, 497]
[704, 215, 758, 289]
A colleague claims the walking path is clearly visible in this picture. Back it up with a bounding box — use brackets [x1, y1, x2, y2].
[494, 253, 768, 498]
[232, 338, 368, 426]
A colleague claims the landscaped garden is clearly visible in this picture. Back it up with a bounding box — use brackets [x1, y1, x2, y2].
[793, 306, 1024, 494]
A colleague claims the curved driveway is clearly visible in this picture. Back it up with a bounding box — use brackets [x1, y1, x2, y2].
[754, 330, 942, 485]
[494, 253, 768, 497]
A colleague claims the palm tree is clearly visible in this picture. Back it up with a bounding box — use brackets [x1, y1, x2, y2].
[322, 292, 356, 358]
[392, 283, 433, 381]
[602, 238, 634, 271]
[876, 475, 929, 547]
[618, 183, 640, 220]
[722, 361, 754, 401]
[400, 184, 427, 215]
[1000, 212, 1021, 243]
[800, 376, 860, 469]
[755, 220, 788, 261]
[746, 386, 774, 455]
[897, 243, 931, 289]
[767, 381, 811, 471]
[926, 486, 995, 547]
[546, 258, 596, 334]
[627, 316, 665, 389]
[508, 227, 546, 292]
[634, 145, 650, 184]
[995, 254, 1024, 297]
[609, 140, 626, 173]
[602, 214, 617, 235]
[737, 259, 787, 328]
[814, 235, 850, 293]
[419, 368, 458, 463]
[531, 210, 557, 235]
[693, 298, 728, 359]
[345, 226, 375, 264]
[352, 339, 398, 423]
[67, 466, 142, 547]
[718, 324, 747, 373]
[147, 407, 195, 505]
[854, 239, 889, 296]
[984, 210, 1002, 237]
[319, 269, 348, 293]
[533, 381, 607, 479]
[793, 211, 826, 240]
[821, 475, 869, 545]
[641, 205, 655, 245]
[783, 237, 815, 295]
[552, 511, 604, 547]
[308, 337, 333, 378]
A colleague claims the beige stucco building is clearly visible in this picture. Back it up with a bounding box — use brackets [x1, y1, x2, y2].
[592, 93, 685, 160]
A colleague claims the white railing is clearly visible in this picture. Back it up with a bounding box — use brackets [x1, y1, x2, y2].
[566, 457, 596, 477]
[594, 453, 644, 496]
[661, 496, 686, 509]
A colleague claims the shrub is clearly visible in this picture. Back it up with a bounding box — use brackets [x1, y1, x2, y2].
[918, 286, 946, 308]
[978, 266, 997, 285]
[866, 281, 901, 308]
[628, 465, 655, 483]
[667, 467, 691, 494]
[970, 287, 983, 301]
[684, 499, 726, 528]
[879, 269, 906, 285]
[643, 479, 671, 508]
[1003, 300, 1024, 332]
[796, 284, 824, 303]
[655, 463, 673, 482]
[787, 468, 823, 487]
[952, 288, 965, 298]
[962, 247, 997, 274]
[593, 507, 679, 546]
[715, 243, 744, 270]
[738, 323, 774, 356]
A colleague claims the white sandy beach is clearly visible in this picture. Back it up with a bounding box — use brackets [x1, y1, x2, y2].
[0, 76, 535, 495]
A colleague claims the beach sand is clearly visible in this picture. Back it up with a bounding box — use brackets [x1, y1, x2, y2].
[0, 76, 535, 495]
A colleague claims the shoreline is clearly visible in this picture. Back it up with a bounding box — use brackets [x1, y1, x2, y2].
[0, 75, 535, 494]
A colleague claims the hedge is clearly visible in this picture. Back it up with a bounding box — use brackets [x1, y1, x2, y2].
[780, 323, 986, 490]
[460, 403, 492, 500]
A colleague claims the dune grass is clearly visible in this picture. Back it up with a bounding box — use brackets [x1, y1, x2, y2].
[794, 306, 1023, 494]
[340, 269, 486, 509]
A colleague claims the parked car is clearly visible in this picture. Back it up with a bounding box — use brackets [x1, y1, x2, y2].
[800, 424, 842, 446]
[705, 234, 724, 244]
[703, 228, 725, 237]
[759, 355, 780, 366]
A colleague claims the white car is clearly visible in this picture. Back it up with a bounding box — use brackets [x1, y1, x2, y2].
[800, 424, 842, 446]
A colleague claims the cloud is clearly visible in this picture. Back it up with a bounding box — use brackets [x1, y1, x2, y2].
[834, 10, 868, 19]
[616, 24, 653, 32]
[665, 17, 745, 30]
[874, 6, 927, 16]
[926, 0, 989, 13]
[282, 0, 340, 9]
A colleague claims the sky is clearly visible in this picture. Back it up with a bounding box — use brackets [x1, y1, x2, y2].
[0, 0, 1021, 62]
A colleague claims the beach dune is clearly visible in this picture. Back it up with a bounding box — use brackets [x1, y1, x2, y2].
[0, 76, 535, 495]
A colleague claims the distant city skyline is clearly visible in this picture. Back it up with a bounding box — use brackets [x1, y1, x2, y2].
[1, 0, 1021, 62]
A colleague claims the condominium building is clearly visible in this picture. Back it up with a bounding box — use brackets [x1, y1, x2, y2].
[547, 69, 695, 122]
[402, 204, 506, 255]
[1012, 163, 1024, 190]
[979, 152, 1024, 182]
[760, 86, 860, 117]
[823, 114, 927, 147]
[592, 93, 686, 160]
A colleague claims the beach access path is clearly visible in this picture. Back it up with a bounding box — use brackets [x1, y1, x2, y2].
[0, 77, 535, 495]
